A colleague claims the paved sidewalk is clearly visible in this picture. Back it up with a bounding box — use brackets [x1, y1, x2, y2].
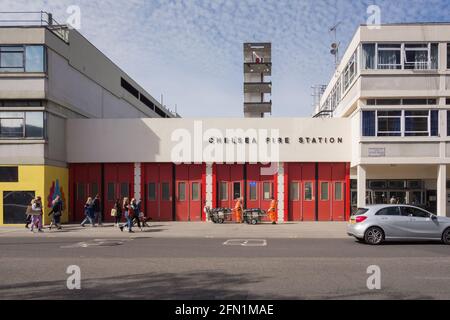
[0, 222, 348, 239]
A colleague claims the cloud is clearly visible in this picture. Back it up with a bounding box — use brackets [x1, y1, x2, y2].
[1, 0, 449, 117]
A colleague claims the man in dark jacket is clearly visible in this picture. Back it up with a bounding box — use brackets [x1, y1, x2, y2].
[93, 194, 102, 226]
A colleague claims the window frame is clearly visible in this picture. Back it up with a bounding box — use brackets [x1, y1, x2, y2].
[320, 182, 329, 201]
[304, 182, 314, 201]
[334, 182, 343, 201]
[0, 45, 47, 73]
[0, 111, 46, 139]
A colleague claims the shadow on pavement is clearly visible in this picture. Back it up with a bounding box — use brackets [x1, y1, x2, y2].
[0, 271, 297, 300]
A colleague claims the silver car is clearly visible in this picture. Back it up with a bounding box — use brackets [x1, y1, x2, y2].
[347, 204, 450, 245]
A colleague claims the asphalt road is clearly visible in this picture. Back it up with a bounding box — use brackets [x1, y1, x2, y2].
[0, 236, 449, 300]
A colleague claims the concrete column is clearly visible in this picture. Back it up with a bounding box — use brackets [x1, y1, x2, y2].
[205, 163, 214, 222]
[277, 162, 285, 223]
[134, 163, 141, 201]
[437, 164, 447, 217]
[357, 165, 367, 208]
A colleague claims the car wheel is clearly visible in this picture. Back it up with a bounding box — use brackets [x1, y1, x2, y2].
[251, 219, 258, 225]
[442, 228, 450, 245]
[364, 227, 384, 245]
[218, 218, 224, 224]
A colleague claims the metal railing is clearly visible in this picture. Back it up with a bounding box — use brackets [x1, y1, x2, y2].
[0, 11, 69, 43]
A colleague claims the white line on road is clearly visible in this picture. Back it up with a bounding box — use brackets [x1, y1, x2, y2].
[223, 239, 267, 247]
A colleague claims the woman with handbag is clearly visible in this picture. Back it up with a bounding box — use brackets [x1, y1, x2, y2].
[119, 197, 133, 233]
[30, 196, 44, 233]
[111, 198, 122, 227]
[81, 197, 95, 227]
[48, 195, 63, 230]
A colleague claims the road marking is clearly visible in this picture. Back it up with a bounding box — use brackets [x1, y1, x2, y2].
[223, 239, 267, 247]
[61, 239, 133, 248]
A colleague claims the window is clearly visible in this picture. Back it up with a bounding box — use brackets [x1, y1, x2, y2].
[25, 46, 45, 72]
[377, 111, 401, 136]
[343, 51, 357, 90]
[148, 183, 156, 201]
[407, 180, 423, 189]
[249, 182, 257, 201]
[447, 43, 450, 69]
[140, 94, 155, 111]
[0, 167, 19, 182]
[320, 182, 329, 201]
[405, 110, 429, 136]
[219, 182, 228, 201]
[335, 182, 343, 201]
[401, 206, 430, 218]
[0, 112, 45, 139]
[233, 182, 241, 200]
[107, 183, 115, 201]
[378, 44, 401, 69]
[362, 111, 376, 136]
[448, 110, 450, 136]
[376, 207, 400, 216]
[120, 183, 129, 198]
[362, 43, 375, 69]
[91, 183, 99, 197]
[121, 78, 139, 99]
[192, 182, 200, 201]
[368, 180, 387, 189]
[290, 182, 300, 201]
[263, 182, 273, 200]
[178, 182, 186, 201]
[304, 182, 313, 201]
[161, 182, 170, 201]
[77, 183, 86, 201]
[0, 46, 45, 73]
[388, 180, 405, 189]
[404, 43, 438, 70]
[3, 191, 35, 224]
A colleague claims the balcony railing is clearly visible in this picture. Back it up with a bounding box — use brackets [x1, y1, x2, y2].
[0, 11, 69, 43]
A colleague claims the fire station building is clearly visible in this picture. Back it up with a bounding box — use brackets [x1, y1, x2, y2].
[1, 16, 450, 225]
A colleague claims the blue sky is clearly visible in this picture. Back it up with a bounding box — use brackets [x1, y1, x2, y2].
[3, 0, 450, 117]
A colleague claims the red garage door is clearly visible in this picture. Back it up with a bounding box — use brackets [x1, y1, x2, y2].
[69, 164, 102, 223]
[246, 164, 276, 221]
[287, 163, 316, 221]
[104, 164, 134, 223]
[142, 163, 174, 221]
[216, 164, 244, 221]
[175, 164, 204, 221]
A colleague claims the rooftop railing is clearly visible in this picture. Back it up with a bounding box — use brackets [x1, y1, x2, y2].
[0, 11, 69, 43]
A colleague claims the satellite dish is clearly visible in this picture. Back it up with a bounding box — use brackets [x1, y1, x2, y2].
[331, 42, 339, 49]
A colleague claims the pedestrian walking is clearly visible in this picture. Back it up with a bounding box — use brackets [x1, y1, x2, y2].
[81, 197, 95, 227]
[93, 194, 102, 226]
[48, 195, 63, 230]
[30, 196, 44, 233]
[119, 197, 133, 233]
[111, 198, 122, 227]
[25, 202, 32, 229]
[131, 198, 142, 231]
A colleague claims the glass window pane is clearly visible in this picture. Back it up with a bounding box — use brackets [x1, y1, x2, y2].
[107, 183, 115, 201]
[304, 182, 313, 201]
[77, 183, 86, 201]
[376, 207, 400, 216]
[378, 49, 401, 69]
[178, 182, 186, 201]
[0, 112, 24, 118]
[0, 118, 23, 137]
[192, 182, 200, 201]
[321, 182, 329, 201]
[0, 51, 24, 69]
[362, 44, 375, 69]
[362, 111, 375, 136]
[148, 183, 156, 201]
[263, 182, 273, 200]
[3, 190, 35, 224]
[249, 182, 257, 201]
[91, 183, 98, 197]
[25, 46, 45, 72]
[290, 182, 299, 201]
[161, 183, 170, 201]
[233, 182, 241, 200]
[25, 112, 44, 138]
[0, 166, 19, 182]
[335, 182, 343, 201]
[220, 182, 228, 201]
[120, 183, 129, 198]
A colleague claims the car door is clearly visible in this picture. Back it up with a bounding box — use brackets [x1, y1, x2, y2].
[401, 206, 441, 239]
[375, 206, 410, 238]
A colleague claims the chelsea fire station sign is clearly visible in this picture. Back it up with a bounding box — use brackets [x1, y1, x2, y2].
[67, 118, 352, 164]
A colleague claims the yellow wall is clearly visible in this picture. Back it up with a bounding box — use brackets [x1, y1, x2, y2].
[0, 165, 68, 226]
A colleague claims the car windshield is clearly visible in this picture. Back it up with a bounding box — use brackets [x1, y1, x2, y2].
[353, 208, 369, 216]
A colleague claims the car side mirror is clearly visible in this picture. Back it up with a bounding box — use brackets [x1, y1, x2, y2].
[431, 215, 437, 220]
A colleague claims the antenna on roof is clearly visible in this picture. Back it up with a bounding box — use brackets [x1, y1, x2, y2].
[329, 22, 341, 69]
